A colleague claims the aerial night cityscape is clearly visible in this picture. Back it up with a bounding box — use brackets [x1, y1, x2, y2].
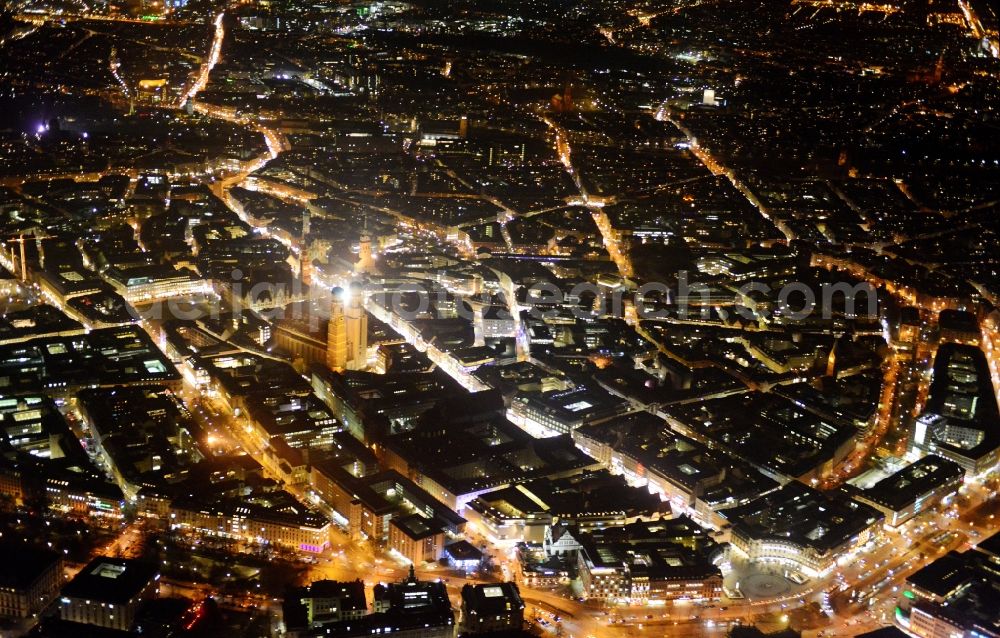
[0, 0, 998, 636]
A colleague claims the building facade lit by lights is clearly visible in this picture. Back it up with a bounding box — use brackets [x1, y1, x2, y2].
[60, 557, 159, 632]
[327, 287, 368, 373]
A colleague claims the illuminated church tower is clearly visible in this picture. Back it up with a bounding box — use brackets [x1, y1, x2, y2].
[345, 287, 368, 370]
[326, 288, 348, 372]
[326, 286, 368, 372]
[356, 216, 375, 275]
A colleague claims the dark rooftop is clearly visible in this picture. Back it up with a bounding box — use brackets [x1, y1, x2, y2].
[61, 557, 159, 605]
[0, 542, 61, 590]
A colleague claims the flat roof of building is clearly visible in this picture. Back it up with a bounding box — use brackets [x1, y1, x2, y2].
[0, 543, 61, 590]
[514, 385, 629, 425]
[460, 582, 523, 614]
[859, 454, 963, 511]
[906, 551, 972, 599]
[62, 557, 159, 605]
[445, 540, 483, 562]
[973, 530, 1000, 560]
[391, 514, 446, 540]
[307, 579, 367, 611]
[853, 628, 910, 638]
[724, 482, 883, 554]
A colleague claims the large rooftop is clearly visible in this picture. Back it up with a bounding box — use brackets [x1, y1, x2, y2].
[61, 557, 159, 605]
